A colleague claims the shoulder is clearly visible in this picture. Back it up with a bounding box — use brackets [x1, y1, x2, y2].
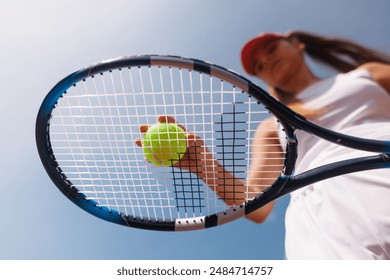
[357, 62, 390, 92]
[358, 61, 390, 75]
[256, 117, 278, 133]
[253, 117, 280, 144]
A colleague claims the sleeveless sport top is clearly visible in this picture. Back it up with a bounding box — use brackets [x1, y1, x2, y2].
[280, 69, 390, 259]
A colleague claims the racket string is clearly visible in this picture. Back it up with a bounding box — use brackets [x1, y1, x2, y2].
[49, 66, 286, 221]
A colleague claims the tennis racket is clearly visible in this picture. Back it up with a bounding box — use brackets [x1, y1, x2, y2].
[36, 55, 390, 231]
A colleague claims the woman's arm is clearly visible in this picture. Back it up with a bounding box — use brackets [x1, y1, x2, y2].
[137, 116, 284, 224]
[196, 117, 284, 223]
[245, 117, 284, 223]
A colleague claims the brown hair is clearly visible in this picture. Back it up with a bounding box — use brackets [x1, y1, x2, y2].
[272, 31, 390, 117]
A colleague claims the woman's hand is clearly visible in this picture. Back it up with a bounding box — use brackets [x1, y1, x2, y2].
[135, 115, 213, 175]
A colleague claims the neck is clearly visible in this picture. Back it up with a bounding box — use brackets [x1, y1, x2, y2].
[279, 66, 320, 96]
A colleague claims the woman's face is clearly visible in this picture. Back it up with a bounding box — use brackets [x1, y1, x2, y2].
[252, 38, 305, 90]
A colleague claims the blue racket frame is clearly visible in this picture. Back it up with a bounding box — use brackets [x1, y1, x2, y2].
[36, 55, 390, 231]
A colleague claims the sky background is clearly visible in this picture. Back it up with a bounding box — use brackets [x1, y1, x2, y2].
[0, 0, 389, 260]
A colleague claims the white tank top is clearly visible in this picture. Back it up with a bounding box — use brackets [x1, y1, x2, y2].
[280, 69, 390, 259]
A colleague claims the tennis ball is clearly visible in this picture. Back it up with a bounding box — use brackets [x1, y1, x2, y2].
[142, 122, 187, 166]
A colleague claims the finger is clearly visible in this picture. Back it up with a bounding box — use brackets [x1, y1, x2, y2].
[158, 115, 188, 132]
[186, 133, 199, 146]
[158, 115, 176, 124]
[139, 125, 150, 133]
[135, 138, 142, 147]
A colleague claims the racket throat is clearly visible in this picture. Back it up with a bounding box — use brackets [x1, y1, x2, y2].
[245, 175, 292, 214]
[282, 154, 390, 195]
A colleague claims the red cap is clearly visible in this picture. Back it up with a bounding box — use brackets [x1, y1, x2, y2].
[241, 33, 283, 75]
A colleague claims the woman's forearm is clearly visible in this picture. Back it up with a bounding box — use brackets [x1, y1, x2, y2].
[198, 157, 247, 206]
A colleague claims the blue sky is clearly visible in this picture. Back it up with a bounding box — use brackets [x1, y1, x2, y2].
[0, 0, 389, 260]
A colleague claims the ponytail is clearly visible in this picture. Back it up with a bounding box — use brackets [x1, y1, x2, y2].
[272, 31, 390, 118]
[287, 31, 390, 72]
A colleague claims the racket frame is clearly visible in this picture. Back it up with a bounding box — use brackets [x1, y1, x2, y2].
[36, 55, 390, 231]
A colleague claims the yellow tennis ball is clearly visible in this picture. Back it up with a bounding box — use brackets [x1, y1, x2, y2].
[142, 122, 187, 166]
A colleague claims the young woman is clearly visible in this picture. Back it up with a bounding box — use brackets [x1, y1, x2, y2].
[239, 31, 390, 259]
[137, 31, 390, 259]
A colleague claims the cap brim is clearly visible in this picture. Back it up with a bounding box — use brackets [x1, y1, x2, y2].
[241, 33, 283, 75]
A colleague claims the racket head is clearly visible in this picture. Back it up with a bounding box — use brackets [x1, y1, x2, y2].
[36, 55, 297, 231]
